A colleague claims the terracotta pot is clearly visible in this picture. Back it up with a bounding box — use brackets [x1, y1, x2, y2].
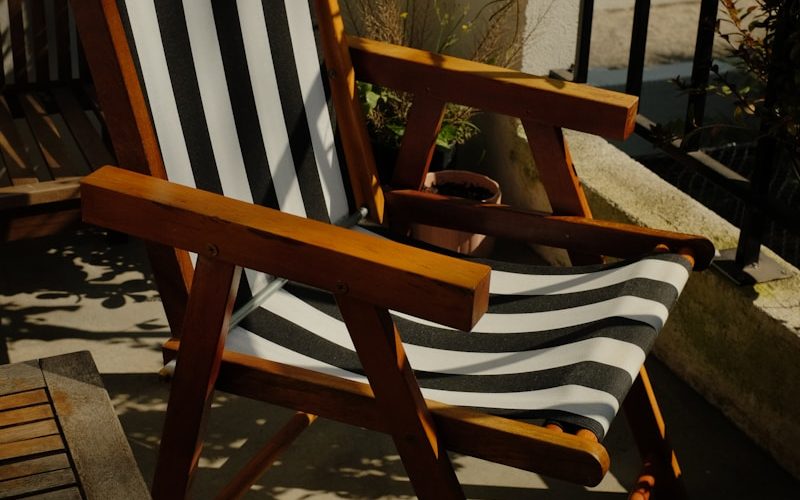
[411, 170, 501, 257]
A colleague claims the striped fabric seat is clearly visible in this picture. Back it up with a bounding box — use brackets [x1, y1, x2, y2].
[119, 0, 691, 440]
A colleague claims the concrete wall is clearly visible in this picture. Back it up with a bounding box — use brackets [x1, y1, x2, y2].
[521, 0, 579, 75]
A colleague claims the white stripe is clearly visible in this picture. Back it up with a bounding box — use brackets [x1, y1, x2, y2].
[263, 290, 646, 378]
[182, 0, 252, 203]
[226, 326, 364, 382]
[125, 0, 195, 188]
[0, 1, 13, 83]
[237, 0, 306, 217]
[284, 1, 349, 222]
[224, 328, 617, 434]
[490, 258, 689, 296]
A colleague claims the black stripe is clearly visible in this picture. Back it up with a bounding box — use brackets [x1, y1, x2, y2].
[210, 0, 279, 209]
[240, 303, 633, 398]
[261, 0, 329, 222]
[279, 282, 663, 352]
[153, 1, 222, 193]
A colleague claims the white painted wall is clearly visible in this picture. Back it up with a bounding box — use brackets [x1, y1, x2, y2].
[521, 0, 579, 75]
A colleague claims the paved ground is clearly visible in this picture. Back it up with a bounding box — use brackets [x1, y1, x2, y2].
[3, 228, 798, 498]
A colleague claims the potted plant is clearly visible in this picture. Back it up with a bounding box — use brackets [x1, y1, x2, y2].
[344, 0, 532, 180]
[412, 169, 501, 256]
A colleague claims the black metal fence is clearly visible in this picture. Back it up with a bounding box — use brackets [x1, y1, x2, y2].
[558, 0, 798, 283]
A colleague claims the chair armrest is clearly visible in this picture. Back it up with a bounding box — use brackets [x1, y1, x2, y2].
[348, 36, 638, 140]
[80, 167, 490, 331]
[385, 190, 715, 270]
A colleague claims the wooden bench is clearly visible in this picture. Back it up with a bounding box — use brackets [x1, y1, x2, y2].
[0, 351, 149, 499]
[0, 0, 114, 241]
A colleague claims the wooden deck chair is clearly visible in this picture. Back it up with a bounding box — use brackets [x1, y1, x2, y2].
[71, 0, 714, 498]
[0, 0, 114, 241]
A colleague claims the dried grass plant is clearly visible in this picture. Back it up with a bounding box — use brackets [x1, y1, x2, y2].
[343, 0, 540, 149]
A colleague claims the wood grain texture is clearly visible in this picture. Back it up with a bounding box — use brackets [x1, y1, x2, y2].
[69, 0, 199, 333]
[391, 94, 446, 189]
[0, 419, 59, 444]
[0, 360, 45, 394]
[162, 340, 610, 486]
[0, 434, 63, 461]
[81, 166, 491, 331]
[51, 87, 115, 169]
[0, 389, 48, 411]
[0, 468, 76, 499]
[40, 351, 150, 500]
[152, 257, 240, 499]
[0, 405, 54, 428]
[0, 453, 70, 482]
[336, 296, 464, 498]
[349, 36, 638, 140]
[314, 0, 385, 223]
[384, 190, 714, 269]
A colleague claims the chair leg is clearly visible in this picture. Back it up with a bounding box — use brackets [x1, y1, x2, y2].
[151, 256, 241, 499]
[336, 295, 465, 499]
[623, 365, 687, 500]
[216, 412, 317, 500]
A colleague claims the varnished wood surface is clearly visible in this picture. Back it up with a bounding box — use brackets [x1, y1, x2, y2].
[391, 94, 447, 189]
[348, 36, 638, 140]
[385, 190, 715, 269]
[81, 166, 491, 331]
[0, 352, 148, 499]
[153, 257, 240, 499]
[162, 339, 611, 486]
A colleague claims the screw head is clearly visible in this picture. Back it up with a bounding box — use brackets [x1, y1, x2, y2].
[206, 243, 219, 257]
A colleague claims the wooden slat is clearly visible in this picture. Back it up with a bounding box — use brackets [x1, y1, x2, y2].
[18, 92, 90, 178]
[383, 190, 714, 269]
[0, 389, 48, 412]
[152, 257, 240, 499]
[0, 97, 48, 184]
[337, 296, 464, 498]
[349, 36, 638, 140]
[0, 404, 54, 428]
[0, 155, 10, 187]
[51, 87, 114, 168]
[0, 468, 76, 499]
[314, 0, 385, 222]
[54, 0, 72, 81]
[391, 93, 446, 190]
[0, 361, 45, 398]
[0, 419, 60, 444]
[81, 166, 491, 331]
[40, 351, 150, 499]
[0, 434, 64, 461]
[0, 177, 81, 210]
[163, 339, 610, 486]
[31, 0, 49, 82]
[25, 487, 82, 500]
[8, 0, 27, 85]
[0, 453, 70, 482]
[1, 200, 82, 241]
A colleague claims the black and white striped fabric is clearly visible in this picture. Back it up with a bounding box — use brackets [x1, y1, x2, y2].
[119, 0, 691, 440]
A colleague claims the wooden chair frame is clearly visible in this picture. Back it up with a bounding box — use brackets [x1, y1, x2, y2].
[72, 0, 714, 498]
[0, 0, 114, 241]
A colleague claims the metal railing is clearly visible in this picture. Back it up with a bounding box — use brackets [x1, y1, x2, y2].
[556, 0, 797, 284]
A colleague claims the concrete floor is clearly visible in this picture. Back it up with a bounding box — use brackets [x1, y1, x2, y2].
[2, 228, 798, 498]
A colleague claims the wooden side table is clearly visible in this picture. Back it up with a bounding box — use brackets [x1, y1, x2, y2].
[0, 351, 149, 499]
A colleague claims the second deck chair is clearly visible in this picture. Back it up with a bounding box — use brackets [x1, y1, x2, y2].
[0, 0, 114, 241]
[72, 0, 714, 498]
